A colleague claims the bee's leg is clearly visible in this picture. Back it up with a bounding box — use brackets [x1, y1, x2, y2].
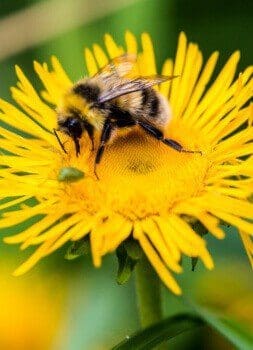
[164, 139, 202, 154]
[73, 137, 81, 156]
[138, 121, 201, 154]
[53, 128, 67, 154]
[94, 120, 114, 179]
[85, 123, 95, 151]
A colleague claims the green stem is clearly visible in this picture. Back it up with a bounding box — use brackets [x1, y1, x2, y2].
[135, 255, 163, 328]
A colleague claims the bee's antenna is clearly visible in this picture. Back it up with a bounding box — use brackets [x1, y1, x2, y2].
[53, 128, 67, 154]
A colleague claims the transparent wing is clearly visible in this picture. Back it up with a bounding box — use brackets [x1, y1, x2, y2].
[94, 54, 136, 82]
[98, 75, 177, 103]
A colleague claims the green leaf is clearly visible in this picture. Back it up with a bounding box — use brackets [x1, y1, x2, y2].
[65, 237, 90, 260]
[112, 313, 203, 350]
[193, 305, 253, 350]
[58, 167, 84, 182]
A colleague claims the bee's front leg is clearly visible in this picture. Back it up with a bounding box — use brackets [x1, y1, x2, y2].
[94, 120, 114, 179]
[74, 137, 81, 156]
[83, 122, 95, 151]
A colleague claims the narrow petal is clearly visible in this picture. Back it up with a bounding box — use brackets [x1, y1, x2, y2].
[51, 56, 72, 88]
[93, 44, 109, 68]
[141, 218, 182, 273]
[138, 232, 182, 295]
[84, 48, 99, 76]
[141, 32, 157, 76]
[182, 51, 219, 121]
[160, 59, 173, 97]
[12, 238, 57, 276]
[125, 31, 137, 54]
[173, 43, 202, 119]
[189, 51, 240, 127]
[170, 32, 187, 109]
[239, 231, 253, 268]
[154, 217, 181, 262]
[45, 221, 90, 255]
[102, 216, 132, 254]
[104, 34, 124, 58]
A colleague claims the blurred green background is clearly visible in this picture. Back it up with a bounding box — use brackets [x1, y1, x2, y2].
[0, 0, 252, 349]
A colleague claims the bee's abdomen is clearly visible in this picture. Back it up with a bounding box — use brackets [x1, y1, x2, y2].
[72, 83, 100, 103]
[141, 89, 159, 118]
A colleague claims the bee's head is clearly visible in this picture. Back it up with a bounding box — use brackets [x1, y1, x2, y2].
[56, 88, 96, 155]
[57, 111, 84, 156]
[59, 115, 83, 139]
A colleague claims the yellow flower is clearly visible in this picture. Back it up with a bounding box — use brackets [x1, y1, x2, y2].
[0, 261, 67, 350]
[0, 32, 252, 295]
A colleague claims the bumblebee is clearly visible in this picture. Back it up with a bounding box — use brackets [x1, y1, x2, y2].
[55, 54, 199, 173]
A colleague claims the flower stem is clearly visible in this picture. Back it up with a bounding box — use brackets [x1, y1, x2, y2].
[135, 255, 163, 328]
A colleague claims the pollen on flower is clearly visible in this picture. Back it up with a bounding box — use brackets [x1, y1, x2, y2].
[0, 31, 252, 295]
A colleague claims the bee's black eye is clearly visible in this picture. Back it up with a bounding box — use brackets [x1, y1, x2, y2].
[65, 118, 83, 138]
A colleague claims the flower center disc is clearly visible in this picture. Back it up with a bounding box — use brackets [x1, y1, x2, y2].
[70, 126, 209, 219]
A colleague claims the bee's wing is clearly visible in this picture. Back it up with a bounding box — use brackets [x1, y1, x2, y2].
[94, 54, 136, 81]
[98, 75, 177, 103]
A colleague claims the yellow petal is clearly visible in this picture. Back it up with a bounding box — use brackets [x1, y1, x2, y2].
[239, 231, 253, 268]
[138, 232, 182, 295]
[84, 48, 98, 76]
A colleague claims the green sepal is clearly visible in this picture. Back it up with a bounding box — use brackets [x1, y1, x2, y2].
[116, 239, 142, 285]
[220, 220, 231, 228]
[191, 257, 198, 271]
[58, 167, 84, 183]
[192, 220, 208, 237]
[124, 239, 143, 260]
[65, 236, 90, 260]
[116, 245, 137, 285]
